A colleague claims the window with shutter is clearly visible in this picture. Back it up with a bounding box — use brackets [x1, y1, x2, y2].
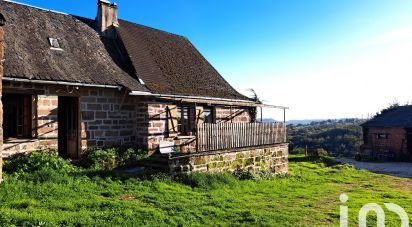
[3, 94, 33, 139]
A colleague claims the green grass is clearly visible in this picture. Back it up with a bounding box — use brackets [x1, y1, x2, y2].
[1, 155, 412, 226]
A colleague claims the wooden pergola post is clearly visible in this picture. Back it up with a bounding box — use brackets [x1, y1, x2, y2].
[283, 108, 286, 142]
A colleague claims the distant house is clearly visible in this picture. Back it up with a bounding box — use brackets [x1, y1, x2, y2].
[0, 0, 288, 174]
[361, 105, 412, 161]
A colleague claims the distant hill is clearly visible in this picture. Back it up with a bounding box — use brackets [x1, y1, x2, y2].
[260, 118, 365, 125]
[286, 119, 325, 125]
[261, 118, 277, 123]
[288, 119, 366, 157]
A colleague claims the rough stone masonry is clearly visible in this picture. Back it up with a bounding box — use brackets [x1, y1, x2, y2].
[0, 13, 5, 182]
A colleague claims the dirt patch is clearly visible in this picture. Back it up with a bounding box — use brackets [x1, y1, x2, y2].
[119, 194, 136, 201]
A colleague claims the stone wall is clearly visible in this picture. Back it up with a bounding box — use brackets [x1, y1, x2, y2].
[215, 106, 251, 123]
[0, 79, 257, 162]
[37, 95, 58, 149]
[169, 144, 288, 175]
[1, 83, 139, 157]
[79, 88, 136, 148]
[0, 15, 4, 182]
[365, 127, 407, 157]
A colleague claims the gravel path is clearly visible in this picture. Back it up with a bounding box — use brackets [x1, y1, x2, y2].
[334, 157, 412, 178]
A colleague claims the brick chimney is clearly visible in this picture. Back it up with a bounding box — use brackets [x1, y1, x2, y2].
[96, 0, 119, 39]
[0, 13, 5, 183]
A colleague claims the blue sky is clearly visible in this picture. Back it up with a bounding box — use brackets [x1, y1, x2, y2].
[10, 0, 412, 120]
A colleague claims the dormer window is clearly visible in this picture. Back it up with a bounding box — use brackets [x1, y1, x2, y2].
[48, 37, 62, 50]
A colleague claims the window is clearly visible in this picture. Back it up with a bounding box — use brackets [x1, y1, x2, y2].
[177, 106, 194, 135]
[3, 94, 33, 139]
[203, 106, 215, 123]
[376, 133, 388, 139]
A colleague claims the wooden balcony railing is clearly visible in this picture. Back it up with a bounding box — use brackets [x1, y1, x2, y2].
[196, 122, 286, 152]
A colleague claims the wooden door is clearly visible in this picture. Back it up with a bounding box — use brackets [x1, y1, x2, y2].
[58, 97, 80, 159]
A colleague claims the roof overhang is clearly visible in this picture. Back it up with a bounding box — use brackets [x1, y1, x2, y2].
[129, 91, 289, 109]
[3, 77, 123, 90]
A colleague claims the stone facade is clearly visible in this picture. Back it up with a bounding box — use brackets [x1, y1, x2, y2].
[2, 82, 138, 157]
[169, 144, 288, 174]
[37, 95, 58, 149]
[1, 80, 269, 175]
[79, 88, 136, 148]
[0, 15, 4, 182]
[215, 106, 251, 123]
[363, 127, 409, 159]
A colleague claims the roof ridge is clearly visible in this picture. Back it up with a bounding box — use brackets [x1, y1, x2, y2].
[4, 1, 188, 40]
[3, 0, 69, 16]
[118, 19, 187, 39]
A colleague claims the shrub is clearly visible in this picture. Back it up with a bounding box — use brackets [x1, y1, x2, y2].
[291, 147, 306, 154]
[315, 148, 328, 157]
[4, 151, 75, 176]
[81, 148, 118, 170]
[233, 169, 258, 180]
[117, 147, 148, 167]
[81, 147, 148, 171]
[233, 169, 277, 181]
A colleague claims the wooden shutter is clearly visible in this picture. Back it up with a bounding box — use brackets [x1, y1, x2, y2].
[167, 105, 178, 137]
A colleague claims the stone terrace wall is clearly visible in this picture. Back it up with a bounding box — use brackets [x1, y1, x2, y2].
[215, 106, 251, 123]
[169, 144, 288, 174]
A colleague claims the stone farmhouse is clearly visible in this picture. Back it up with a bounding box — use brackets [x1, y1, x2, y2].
[361, 105, 412, 161]
[0, 0, 288, 174]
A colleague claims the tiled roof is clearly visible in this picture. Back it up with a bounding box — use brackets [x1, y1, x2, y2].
[117, 20, 249, 100]
[362, 105, 412, 128]
[1, 1, 250, 101]
[0, 1, 148, 91]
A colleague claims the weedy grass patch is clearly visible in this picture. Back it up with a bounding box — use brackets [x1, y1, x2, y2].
[0, 153, 411, 226]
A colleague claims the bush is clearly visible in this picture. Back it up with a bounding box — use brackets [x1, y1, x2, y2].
[81, 147, 148, 171]
[4, 151, 77, 181]
[233, 169, 277, 181]
[291, 147, 306, 155]
[81, 148, 118, 170]
[4, 151, 75, 175]
[315, 148, 328, 157]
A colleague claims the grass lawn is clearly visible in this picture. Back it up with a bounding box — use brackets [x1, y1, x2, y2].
[0, 155, 411, 226]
